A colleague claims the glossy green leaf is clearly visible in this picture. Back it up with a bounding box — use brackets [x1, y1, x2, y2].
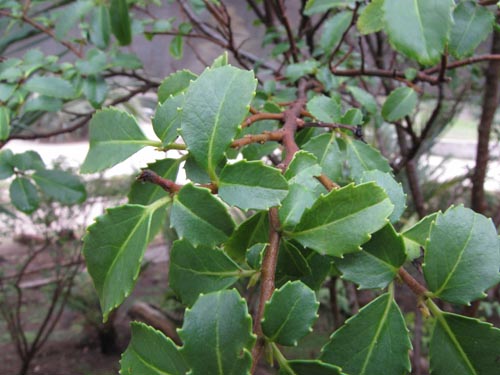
[0, 149, 14, 179]
[403, 212, 438, 247]
[383, 0, 454, 65]
[170, 35, 184, 60]
[83, 75, 108, 109]
[307, 94, 341, 123]
[321, 293, 411, 374]
[32, 169, 86, 205]
[423, 206, 500, 305]
[81, 108, 152, 173]
[129, 159, 181, 205]
[344, 138, 391, 180]
[10, 177, 39, 214]
[320, 12, 352, 53]
[24, 76, 76, 99]
[0, 83, 16, 102]
[357, 0, 384, 35]
[0, 106, 10, 140]
[224, 211, 269, 262]
[335, 223, 406, 289]
[10, 150, 45, 171]
[300, 250, 332, 290]
[181, 65, 256, 180]
[219, 160, 288, 210]
[89, 5, 111, 50]
[360, 170, 406, 223]
[279, 360, 342, 375]
[449, 1, 494, 59]
[169, 239, 242, 306]
[429, 312, 500, 375]
[382, 87, 418, 122]
[157, 69, 197, 104]
[304, 0, 354, 15]
[110, 0, 132, 45]
[279, 151, 324, 228]
[288, 182, 393, 257]
[179, 290, 255, 375]
[83, 198, 169, 321]
[171, 184, 235, 247]
[120, 322, 188, 375]
[262, 281, 319, 346]
[303, 133, 344, 182]
[153, 94, 183, 146]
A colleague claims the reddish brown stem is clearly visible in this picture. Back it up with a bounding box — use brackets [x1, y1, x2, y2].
[232, 131, 283, 148]
[398, 268, 428, 297]
[251, 208, 281, 372]
[242, 112, 284, 128]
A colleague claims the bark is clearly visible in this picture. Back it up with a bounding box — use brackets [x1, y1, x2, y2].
[471, 18, 500, 214]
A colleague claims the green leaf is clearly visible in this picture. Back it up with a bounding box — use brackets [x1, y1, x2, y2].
[10, 150, 45, 171]
[211, 51, 229, 68]
[284, 60, 318, 82]
[341, 108, 363, 125]
[129, 159, 181, 205]
[279, 151, 324, 228]
[169, 239, 242, 306]
[0, 149, 14, 179]
[275, 241, 312, 287]
[347, 86, 378, 114]
[219, 160, 289, 210]
[120, 322, 188, 375]
[357, 0, 384, 35]
[303, 133, 344, 182]
[0, 106, 10, 141]
[153, 94, 183, 146]
[403, 212, 438, 247]
[321, 293, 411, 374]
[0, 83, 16, 102]
[344, 138, 391, 181]
[169, 35, 184, 60]
[157, 69, 197, 104]
[262, 281, 319, 346]
[181, 65, 256, 180]
[320, 12, 352, 54]
[449, 1, 494, 59]
[360, 170, 406, 223]
[246, 243, 267, 270]
[287, 182, 393, 257]
[382, 87, 418, 122]
[81, 108, 152, 173]
[179, 290, 255, 374]
[304, 0, 354, 15]
[83, 75, 108, 109]
[429, 312, 500, 375]
[10, 177, 39, 214]
[383, 0, 454, 66]
[54, 0, 93, 39]
[335, 223, 406, 289]
[110, 52, 142, 69]
[423, 206, 500, 305]
[171, 184, 235, 247]
[110, 0, 132, 45]
[224, 211, 269, 262]
[300, 250, 332, 290]
[24, 76, 76, 99]
[24, 96, 63, 112]
[76, 49, 108, 76]
[89, 5, 111, 50]
[83, 199, 168, 321]
[32, 169, 86, 205]
[307, 95, 341, 123]
[279, 360, 342, 375]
